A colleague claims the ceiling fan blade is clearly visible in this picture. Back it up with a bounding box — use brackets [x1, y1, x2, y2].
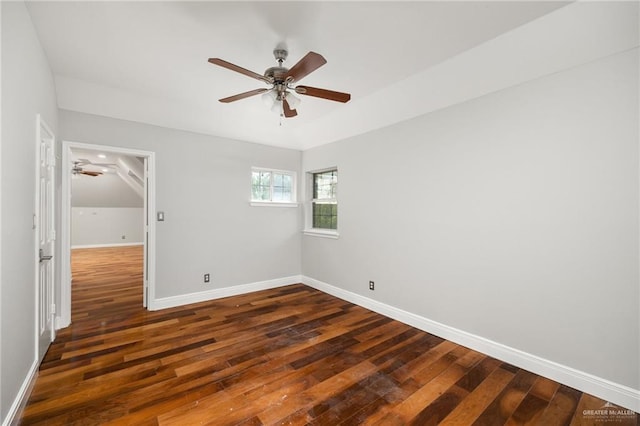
[283, 99, 298, 118]
[219, 88, 269, 103]
[295, 85, 351, 103]
[81, 171, 102, 176]
[208, 58, 271, 84]
[286, 52, 326, 83]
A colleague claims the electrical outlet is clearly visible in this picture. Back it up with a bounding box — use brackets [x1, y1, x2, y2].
[121, 235, 126, 240]
[204, 273, 210, 283]
[369, 281, 375, 290]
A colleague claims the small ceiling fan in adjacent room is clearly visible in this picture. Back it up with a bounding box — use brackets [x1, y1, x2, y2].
[71, 159, 117, 177]
[208, 48, 351, 118]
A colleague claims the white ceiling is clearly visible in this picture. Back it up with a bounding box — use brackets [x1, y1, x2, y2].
[26, 1, 574, 149]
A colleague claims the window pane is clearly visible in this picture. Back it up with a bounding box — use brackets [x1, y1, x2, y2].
[312, 202, 337, 230]
[251, 171, 271, 201]
[259, 171, 271, 186]
[313, 170, 337, 200]
[272, 186, 284, 201]
[273, 173, 292, 202]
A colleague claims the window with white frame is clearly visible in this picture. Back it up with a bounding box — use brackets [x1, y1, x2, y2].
[311, 169, 337, 230]
[251, 168, 296, 205]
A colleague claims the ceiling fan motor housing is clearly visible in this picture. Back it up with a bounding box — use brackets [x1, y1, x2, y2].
[264, 66, 289, 83]
[265, 48, 290, 83]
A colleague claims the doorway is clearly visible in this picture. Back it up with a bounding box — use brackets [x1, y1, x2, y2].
[59, 141, 156, 328]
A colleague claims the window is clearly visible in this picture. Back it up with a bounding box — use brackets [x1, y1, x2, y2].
[250, 168, 296, 206]
[311, 169, 337, 231]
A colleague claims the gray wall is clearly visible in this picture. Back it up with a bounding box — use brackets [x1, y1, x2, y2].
[1, 1, 59, 421]
[71, 207, 144, 247]
[302, 49, 639, 390]
[70, 155, 144, 247]
[60, 110, 302, 299]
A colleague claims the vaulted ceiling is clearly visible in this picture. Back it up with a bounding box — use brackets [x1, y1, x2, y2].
[70, 148, 144, 207]
[26, 1, 603, 150]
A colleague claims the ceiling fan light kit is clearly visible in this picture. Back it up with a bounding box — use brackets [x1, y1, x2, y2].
[208, 48, 351, 119]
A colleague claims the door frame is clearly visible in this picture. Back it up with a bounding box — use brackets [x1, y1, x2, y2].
[59, 140, 156, 328]
[34, 114, 56, 360]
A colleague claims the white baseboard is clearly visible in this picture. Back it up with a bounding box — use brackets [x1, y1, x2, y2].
[55, 315, 70, 330]
[2, 360, 39, 426]
[71, 242, 144, 249]
[149, 275, 303, 311]
[301, 275, 640, 413]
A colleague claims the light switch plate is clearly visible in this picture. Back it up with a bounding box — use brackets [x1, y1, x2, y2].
[157, 211, 165, 221]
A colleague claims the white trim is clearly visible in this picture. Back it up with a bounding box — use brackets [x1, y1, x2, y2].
[71, 242, 144, 249]
[301, 275, 640, 413]
[0, 7, 2, 418]
[145, 155, 157, 308]
[303, 229, 340, 239]
[60, 143, 71, 327]
[2, 360, 38, 426]
[250, 167, 297, 204]
[150, 275, 302, 311]
[252, 166, 297, 176]
[59, 141, 156, 328]
[250, 201, 299, 208]
[304, 167, 339, 234]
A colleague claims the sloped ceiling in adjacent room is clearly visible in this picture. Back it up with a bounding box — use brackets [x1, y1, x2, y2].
[71, 148, 144, 207]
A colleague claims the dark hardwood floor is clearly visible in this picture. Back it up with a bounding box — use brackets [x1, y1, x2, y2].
[19, 246, 638, 425]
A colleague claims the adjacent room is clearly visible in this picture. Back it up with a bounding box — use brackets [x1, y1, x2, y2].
[1, 1, 638, 425]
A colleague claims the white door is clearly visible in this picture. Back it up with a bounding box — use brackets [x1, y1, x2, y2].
[37, 115, 56, 362]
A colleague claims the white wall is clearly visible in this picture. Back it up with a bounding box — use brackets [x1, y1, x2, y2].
[60, 111, 302, 299]
[71, 207, 144, 247]
[302, 47, 639, 397]
[0, 1, 58, 423]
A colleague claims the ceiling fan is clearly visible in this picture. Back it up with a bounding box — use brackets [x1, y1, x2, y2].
[71, 159, 116, 177]
[208, 48, 351, 118]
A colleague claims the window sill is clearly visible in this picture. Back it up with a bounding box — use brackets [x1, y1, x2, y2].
[250, 201, 299, 208]
[303, 229, 339, 239]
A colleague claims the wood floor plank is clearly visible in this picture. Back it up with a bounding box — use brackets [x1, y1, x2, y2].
[471, 367, 538, 425]
[381, 350, 485, 423]
[536, 384, 582, 426]
[438, 365, 514, 425]
[18, 246, 638, 425]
